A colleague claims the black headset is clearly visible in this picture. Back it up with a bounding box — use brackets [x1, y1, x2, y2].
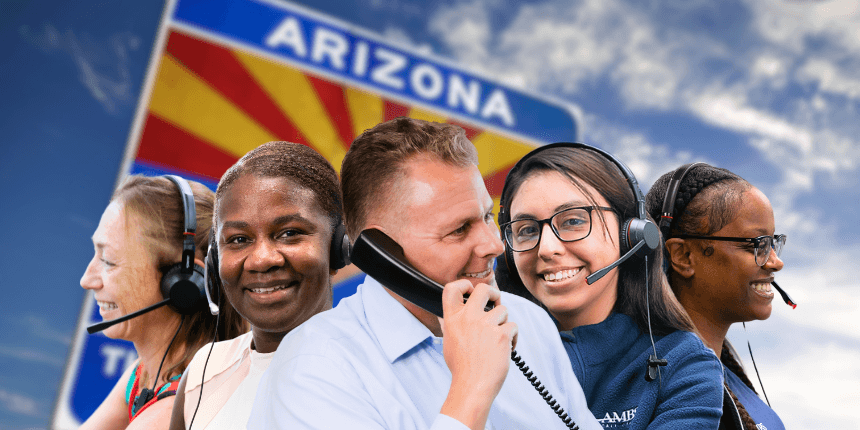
[123, 175, 207, 412]
[499, 142, 661, 285]
[330, 223, 351, 271]
[161, 175, 208, 315]
[86, 175, 208, 334]
[203, 215, 351, 316]
[657, 162, 705, 239]
[497, 142, 666, 381]
[657, 163, 796, 310]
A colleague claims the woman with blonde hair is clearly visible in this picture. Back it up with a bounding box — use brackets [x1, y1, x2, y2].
[80, 175, 246, 429]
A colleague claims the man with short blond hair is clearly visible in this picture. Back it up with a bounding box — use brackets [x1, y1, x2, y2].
[249, 117, 600, 430]
[340, 118, 478, 241]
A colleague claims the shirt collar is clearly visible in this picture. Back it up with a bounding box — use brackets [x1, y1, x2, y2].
[362, 276, 435, 363]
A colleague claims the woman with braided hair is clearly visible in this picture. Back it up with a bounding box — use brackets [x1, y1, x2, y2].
[645, 164, 786, 430]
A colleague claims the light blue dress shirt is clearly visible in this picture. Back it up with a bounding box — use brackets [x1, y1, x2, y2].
[247, 276, 601, 430]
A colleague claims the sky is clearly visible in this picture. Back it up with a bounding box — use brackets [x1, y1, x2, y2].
[1, 0, 858, 429]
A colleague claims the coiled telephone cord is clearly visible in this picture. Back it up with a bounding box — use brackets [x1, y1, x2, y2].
[511, 350, 579, 430]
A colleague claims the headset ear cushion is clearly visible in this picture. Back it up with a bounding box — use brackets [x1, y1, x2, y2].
[205, 247, 221, 311]
[329, 223, 350, 271]
[620, 218, 634, 255]
[161, 263, 206, 315]
[620, 218, 661, 258]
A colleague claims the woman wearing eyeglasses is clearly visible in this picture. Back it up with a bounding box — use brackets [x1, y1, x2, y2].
[645, 164, 786, 430]
[496, 144, 723, 429]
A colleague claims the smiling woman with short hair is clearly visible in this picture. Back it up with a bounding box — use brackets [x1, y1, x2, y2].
[169, 141, 344, 430]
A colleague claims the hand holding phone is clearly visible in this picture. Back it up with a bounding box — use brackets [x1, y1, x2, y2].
[439, 279, 519, 429]
[351, 228, 579, 430]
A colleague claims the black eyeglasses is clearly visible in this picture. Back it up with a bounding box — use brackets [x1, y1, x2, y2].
[501, 206, 614, 252]
[674, 234, 787, 267]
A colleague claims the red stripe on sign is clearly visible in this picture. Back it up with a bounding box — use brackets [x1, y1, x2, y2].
[165, 31, 309, 145]
[383, 100, 410, 121]
[483, 164, 515, 197]
[307, 75, 355, 148]
[137, 114, 239, 181]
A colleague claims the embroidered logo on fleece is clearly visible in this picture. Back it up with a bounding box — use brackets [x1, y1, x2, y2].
[597, 407, 637, 427]
[756, 424, 767, 430]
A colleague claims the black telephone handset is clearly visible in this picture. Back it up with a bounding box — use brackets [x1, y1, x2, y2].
[350, 228, 494, 316]
[350, 228, 448, 317]
[351, 228, 580, 430]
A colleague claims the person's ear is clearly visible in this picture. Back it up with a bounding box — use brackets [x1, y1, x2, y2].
[665, 238, 694, 278]
[194, 258, 206, 270]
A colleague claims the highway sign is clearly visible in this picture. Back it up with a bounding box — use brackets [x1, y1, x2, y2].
[52, 0, 579, 427]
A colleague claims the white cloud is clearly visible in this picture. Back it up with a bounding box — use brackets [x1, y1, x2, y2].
[687, 90, 813, 153]
[18, 24, 139, 114]
[428, 0, 632, 94]
[750, 54, 787, 83]
[737, 0, 860, 192]
[428, 0, 732, 111]
[745, 0, 860, 54]
[769, 249, 860, 337]
[796, 57, 860, 101]
[579, 113, 696, 187]
[428, 1, 491, 63]
[428, 0, 860, 221]
[0, 388, 39, 417]
[611, 37, 680, 110]
[380, 27, 435, 56]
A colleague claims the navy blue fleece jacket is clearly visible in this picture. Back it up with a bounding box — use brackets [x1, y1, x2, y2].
[561, 313, 723, 429]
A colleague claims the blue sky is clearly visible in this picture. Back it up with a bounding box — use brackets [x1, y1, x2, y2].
[1, 1, 162, 428]
[1, 0, 858, 429]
